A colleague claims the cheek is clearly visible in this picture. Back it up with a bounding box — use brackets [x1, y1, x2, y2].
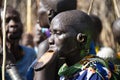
[54, 34, 66, 47]
[54, 34, 74, 50]
[18, 23, 23, 31]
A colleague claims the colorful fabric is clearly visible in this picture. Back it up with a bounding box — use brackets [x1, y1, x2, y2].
[58, 63, 82, 76]
[41, 28, 51, 37]
[89, 41, 96, 54]
[59, 55, 118, 80]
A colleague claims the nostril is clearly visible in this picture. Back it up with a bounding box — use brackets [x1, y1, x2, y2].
[9, 25, 17, 32]
[49, 41, 53, 45]
[48, 36, 54, 45]
[9, 25, 18, 29]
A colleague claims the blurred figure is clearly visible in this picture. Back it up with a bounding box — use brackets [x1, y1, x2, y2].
[90, 15, 117, 63]
[112, 18, 120, 62]
[34, 0, 77, 80]
[89, 14, 103, 54]
[21, 33, 34, 48]
[33, 22, 50, 53]
[0, 6, 36, 80]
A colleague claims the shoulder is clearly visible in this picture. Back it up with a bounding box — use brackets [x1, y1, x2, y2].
[20, 45, 36, 58]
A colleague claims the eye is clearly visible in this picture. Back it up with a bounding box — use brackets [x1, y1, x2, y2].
[5, 17, 20, 23]
[6, 17, 11, 23]
[56, 31, 62, 35]
[13, 17, 20, 22]
[52, 30, 63, 35]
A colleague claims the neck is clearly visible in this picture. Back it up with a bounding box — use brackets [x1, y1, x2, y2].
[6, 40, 19, 49]
[6, 40, 24, 62]
[65, 49, 82, 67]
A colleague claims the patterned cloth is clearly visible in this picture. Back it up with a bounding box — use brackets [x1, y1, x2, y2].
[59, 55, 119, 80]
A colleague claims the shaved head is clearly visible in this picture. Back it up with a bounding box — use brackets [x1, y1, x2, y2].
[112, 18, 120, 44]
[40, 0, 77, 13]
[51, 10, 94, 40]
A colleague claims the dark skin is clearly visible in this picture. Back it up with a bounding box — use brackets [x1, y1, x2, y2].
[36, 0, 77, 61]
[38, 0, 77, 28]
[0, 7, 23, 63]
[34, 0, 77, 80]
[35, 10, 94, 80]
[34, 0, 77, 46]
[33, 23, 46, 47]
[0, 8, 26, 80]
[35, 10, 112, 80]
[48, 10, 94, 67]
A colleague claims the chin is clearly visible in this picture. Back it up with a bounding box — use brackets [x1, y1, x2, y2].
[8, 35, 21, 41]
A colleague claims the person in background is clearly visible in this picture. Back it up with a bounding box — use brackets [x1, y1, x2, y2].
[0, 6, 36, 80]
[33, 22, 50, 53]
[33, 0, 77, 80]
[89, 14, 103, 55]
[112, 18, 120, 59]
[21, 33, 34, 48]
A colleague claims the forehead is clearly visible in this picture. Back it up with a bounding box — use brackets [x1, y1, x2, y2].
[5, 13, 18, 18]
[5, 10, 19, 18]
[50, 19, 73, 32]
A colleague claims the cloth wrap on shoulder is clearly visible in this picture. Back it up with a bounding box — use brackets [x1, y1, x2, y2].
[58, 55, 120, 80]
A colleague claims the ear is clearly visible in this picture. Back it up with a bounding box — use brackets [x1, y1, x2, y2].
[77, 33, 87, 44]
[47, 9, 56, 21]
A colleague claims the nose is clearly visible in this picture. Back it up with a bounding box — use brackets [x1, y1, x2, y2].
[48, 35, 54, 45]
[8, 19, 17, 27]
[8, 20, 17, 32]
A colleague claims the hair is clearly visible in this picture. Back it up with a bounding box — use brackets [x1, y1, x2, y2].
[6, 6, 20, 18]
[5, 6, 23, 40]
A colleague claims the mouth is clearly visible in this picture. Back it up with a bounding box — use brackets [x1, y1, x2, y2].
[34, 47, 58, 71]
[7, 31, 21, 40]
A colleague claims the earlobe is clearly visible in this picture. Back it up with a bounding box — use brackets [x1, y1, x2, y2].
[77, 33, 87, 44]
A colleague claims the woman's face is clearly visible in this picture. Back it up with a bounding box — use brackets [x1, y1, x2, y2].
[49, 21, 78, 56]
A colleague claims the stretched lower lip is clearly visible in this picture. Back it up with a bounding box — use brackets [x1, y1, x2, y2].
[47, 49, 54, 53]
[38, 50, 55, 62]
[34, 47, 58, 71]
